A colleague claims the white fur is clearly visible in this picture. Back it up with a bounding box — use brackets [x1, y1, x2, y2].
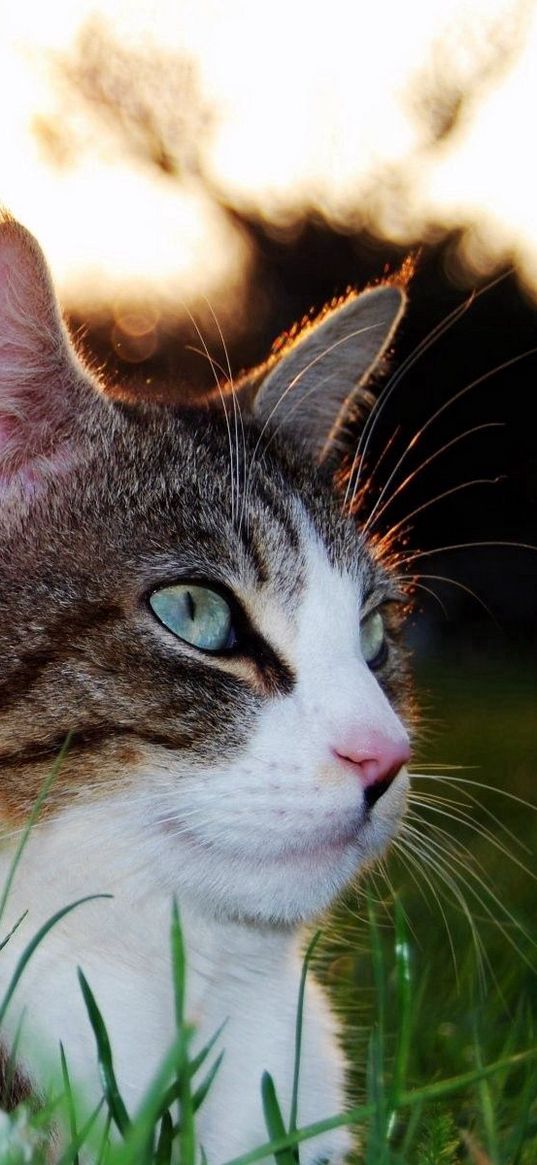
[0, 536, 409, 1162]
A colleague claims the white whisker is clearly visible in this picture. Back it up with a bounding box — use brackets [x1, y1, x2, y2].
[391, 837, 461, 980]
[394, 832, 489, 988]
[181, 301, 236, 526]
[361, 423, 504, 536]
[344, 293, 478, 509]
[392, 539, 537, 568]
[374, 475, 502, 545]
[402, 579, 449, 616]
[401, 820, 537, 967]
[345, 269, 513, 509]
[357, 345, 537, 530]
[410, 780, 531, 854]
[409, 773, 537, 813]
[202, 297, 247, 536]
[395, 572, 496, 621]
[406, 799, 536, 882]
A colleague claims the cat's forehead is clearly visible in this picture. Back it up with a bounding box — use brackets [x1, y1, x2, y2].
[99, 406, 377, 597]
[3, 401, 379, 618]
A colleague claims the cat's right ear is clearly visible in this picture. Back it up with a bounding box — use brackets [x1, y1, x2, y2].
[246, 283, 407, 465]
[0, 214, 93, 496]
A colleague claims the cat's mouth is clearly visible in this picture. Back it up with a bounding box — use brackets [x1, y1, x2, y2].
[156, 794, 403, 865]
[158, 819, 361, 867]
[363, 774, 395, 813]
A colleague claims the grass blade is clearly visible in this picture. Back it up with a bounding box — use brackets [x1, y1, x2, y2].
[0, 894, 112, 1027]
[473, 1016, 499, 1164]
[220, 1045, 537, 1165]
[95, 1112, 112, 1165]
[104, 1035, 186, 1165]
[0, 910, 29, 953]
[507, 1011, 536, 1164]
[157, 1040, 225, 1118]
[365, 895, 388, 1160]
[77, 969, 131, 1137]
[56, 1098, 106, 1165]
[155, 1110, 174, 1165]
[260, 1072, 297, 1165]
[0, 735, 71, 926]
[170, 898, 186, 1033]
[170, 900, 196, 1164]
[387, 900, 413, 1139]
[289, 930, 321, 1136]
[367, 894, 386, 1039]
[188, 1020, 227, 1079]
[192, 1050, 225, 1113]
[365, 1026, 388, 1165]
[60, 1042, 79, 1165]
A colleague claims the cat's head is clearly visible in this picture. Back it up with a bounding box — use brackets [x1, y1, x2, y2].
[0, 215, 411, 924]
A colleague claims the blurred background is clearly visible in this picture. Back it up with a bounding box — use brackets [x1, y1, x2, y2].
[2, 0, 536, 657]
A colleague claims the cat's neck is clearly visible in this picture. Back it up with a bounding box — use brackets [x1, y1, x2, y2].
[0, 792, 300, 996]
[0, 793, 311, 1126]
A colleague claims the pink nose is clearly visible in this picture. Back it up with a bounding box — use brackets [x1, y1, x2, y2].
[333, 731, 410, 800]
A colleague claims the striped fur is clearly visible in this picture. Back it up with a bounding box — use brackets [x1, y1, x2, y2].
[0, 218, 411, 1161]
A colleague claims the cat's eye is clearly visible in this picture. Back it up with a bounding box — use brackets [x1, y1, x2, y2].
[149, 584, 236, 652]
[360, 610, 387, 668]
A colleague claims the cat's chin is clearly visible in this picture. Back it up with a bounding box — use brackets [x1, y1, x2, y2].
[178, 849, 364, 925]
[188, 845, 368, 925]
[154, 777, 408, 925]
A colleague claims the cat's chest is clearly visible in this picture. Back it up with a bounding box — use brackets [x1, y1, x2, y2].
[0, 815, 349, 1162]
[4, 918, 348, 1163]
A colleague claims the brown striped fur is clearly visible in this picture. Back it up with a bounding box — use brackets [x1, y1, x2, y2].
[0, 217, 409, 823]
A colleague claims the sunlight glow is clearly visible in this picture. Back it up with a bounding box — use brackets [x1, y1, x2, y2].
[1, 0, 536, 307]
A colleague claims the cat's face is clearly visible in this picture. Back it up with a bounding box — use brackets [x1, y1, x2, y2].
[0, 216, 411, 924]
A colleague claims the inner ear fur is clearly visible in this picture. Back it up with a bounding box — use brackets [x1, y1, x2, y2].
[249, 284, 407, 463]
[0, 214, 79, 389]
[0, 214, 103, 488]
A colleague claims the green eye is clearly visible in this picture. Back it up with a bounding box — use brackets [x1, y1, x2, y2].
[360, 610, 387, 668]
[149, 584, 235, 652]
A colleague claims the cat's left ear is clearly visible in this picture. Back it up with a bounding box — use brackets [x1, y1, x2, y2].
[251, 284, 406, 463]
[0, 215, 96, 493]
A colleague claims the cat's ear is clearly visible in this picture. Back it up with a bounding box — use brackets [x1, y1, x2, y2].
[0, 214, 91, 493]
[251, 284, 406, 463]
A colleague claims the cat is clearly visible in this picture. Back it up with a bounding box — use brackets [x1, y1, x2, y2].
[0, 213, 412, 1162]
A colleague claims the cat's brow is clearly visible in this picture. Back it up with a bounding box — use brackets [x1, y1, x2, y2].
[238, 523, 269, 585]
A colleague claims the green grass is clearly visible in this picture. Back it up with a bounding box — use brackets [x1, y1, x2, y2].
[0, 654, 535, 1162]
[319, 653, 537, 1163]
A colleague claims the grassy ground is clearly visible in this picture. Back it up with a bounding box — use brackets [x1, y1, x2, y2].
[0, 652, 535, 1162]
